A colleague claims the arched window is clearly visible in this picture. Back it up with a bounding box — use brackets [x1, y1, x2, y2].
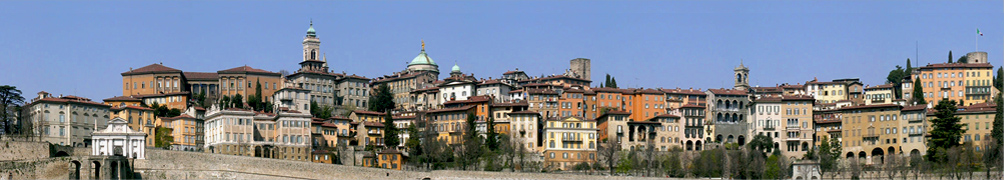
[310, 50, 317, 60]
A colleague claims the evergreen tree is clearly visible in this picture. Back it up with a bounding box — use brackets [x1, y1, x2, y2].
[198, 87, 208, 108]
[986, 92, 1003, 176]
[912, 78, 926, 104]
[485, 114, 499, 150]
[957, 55, 968, 63]
[369, 84, 395, 113]
[948, 51, 953, 63]
[905, 58, 913, 74]
[995, 67, 1002, 92]
[927, 99, 965, 162]
[605, 74, 612, 88]
[610, 77, 618, 88]
[253, 79, 263, 111]
[383, 113, 400, 148]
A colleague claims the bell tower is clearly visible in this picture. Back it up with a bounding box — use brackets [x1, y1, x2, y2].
[734, 60, 750, 91]
[303, 20, 320, 61]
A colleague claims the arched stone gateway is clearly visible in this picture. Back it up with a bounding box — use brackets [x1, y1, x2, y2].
[70, 160, 81, 179]
[737, 135, 746, 146]
[92, 161, 100, 179]
[846, 152, 854, 159]
[871, 148, 885, 165]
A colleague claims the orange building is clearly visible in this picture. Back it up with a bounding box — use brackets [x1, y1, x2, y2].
[350, 110, 385, 123]
[630, 89, 666, 121]
[915, 62, 995, 106]
[377, 148, 408, 170]
[217, 66, 283, 102]
[121, 63, 185, 96]
[558, 88, 585, 118]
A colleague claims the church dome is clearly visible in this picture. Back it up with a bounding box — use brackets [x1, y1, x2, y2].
[451, 64, 461, 72]
[409, 49, 437, 66]
[306, 22, 316, 37]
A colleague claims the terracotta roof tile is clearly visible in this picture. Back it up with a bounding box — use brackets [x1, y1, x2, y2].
[122, 63, 182, 75]
[183, 72, 219, 80]
[218, 65, 280, 75]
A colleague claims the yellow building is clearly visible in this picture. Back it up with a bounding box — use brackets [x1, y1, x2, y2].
[350, 110, 385, 123]
[426, 105, 475, 145]
[840, 104, 904, 165]
[160, 114, 204, 151]
[108, 105, 157, 147]
[377, 148, 408, 170]
[542, 116, 598, 170]
[928, 102, 996, 152]
[915, 62, 995, 106]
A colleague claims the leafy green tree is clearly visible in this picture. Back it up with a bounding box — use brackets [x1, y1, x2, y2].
[310, 101, 320, 117]
[154, 127, 174, 148]
[167, 108, 182, 117]
[912, 78, 926, 104]
[405, 123, 422, 154]
[818, 136, 842, 178]
[746, 134, 773, 155]
[383, 113, 400, 148]
[219, 95, 231, 108]
[763, 151, 787, 179]
[886, 65, 905, 99]
[232, 93, 244, 109]
[368, 84, 395, 113]
[957, 55, 968, 63]
[927, 99, 965, 162]
[0, 85, 25, 134]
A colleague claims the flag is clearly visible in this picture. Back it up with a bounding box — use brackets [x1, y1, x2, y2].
[978, 28, 983, 36]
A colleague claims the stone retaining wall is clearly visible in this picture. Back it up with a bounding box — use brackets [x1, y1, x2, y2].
[0, 141, 49, 161]
[137, 149, 670, 180]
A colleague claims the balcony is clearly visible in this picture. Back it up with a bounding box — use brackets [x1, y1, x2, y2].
[863, 133, 879, 139]
[908, 131, 924, 137]
[562, 136, 583, 142]
[763, 126, 775, 131]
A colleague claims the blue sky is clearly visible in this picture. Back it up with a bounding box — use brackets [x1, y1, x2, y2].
[1, 1, 1001, 102]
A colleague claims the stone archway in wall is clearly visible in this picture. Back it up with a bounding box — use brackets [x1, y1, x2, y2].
[110, 161, 118, 179]
[686, 140, 693, 151]
[858, 152, 866, 162]
[716, 134, 723, 143]
[737, 135, 746, 146]
[871, 148, 885, 165]
[70, 160, 81, 179]
[695, 140, 702, 151]
[92, 161, 101, 179]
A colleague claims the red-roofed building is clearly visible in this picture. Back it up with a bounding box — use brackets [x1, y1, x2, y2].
[25, 91, 112, 147]
[914, 60, 996, 106]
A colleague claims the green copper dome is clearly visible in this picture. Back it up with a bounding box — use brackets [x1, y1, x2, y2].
[451, 64, 461, 72]
[306, 21, 316, 37]
[409, 50, 437, 66]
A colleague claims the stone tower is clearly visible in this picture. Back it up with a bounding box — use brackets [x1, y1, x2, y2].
[570, 58, 591, 80]
[734, 61, 749, 91]
[966, 51, 988, 63]
[303, 21, 320, 61]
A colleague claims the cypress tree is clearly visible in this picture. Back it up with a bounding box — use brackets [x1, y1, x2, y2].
[383, 113, 400, 148]
[912, 78, 926, 105]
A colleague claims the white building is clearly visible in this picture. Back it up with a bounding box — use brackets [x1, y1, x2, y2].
[273, 85, 312, 112]
[92, 117, 147, 159]
[203, 104, 313, 161]
[25, 91, 111, 147]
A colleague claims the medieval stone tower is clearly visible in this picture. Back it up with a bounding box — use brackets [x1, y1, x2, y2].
[570, 58, 591, 80]
[734, 61, 749, 91]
